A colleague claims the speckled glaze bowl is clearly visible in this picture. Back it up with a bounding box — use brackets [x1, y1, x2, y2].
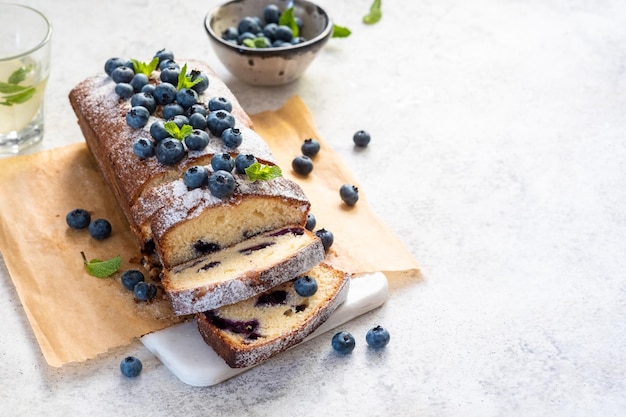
[204, 0, 333, 86]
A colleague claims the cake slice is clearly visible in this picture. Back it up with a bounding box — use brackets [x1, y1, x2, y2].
[196, 262, 350, 368]
[162, 226, 325, 315]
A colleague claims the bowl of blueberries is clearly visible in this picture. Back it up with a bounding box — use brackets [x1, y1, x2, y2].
[204, 0, 333, 86]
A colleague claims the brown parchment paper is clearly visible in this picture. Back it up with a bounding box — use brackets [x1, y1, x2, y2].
[0, 95, 419, 367]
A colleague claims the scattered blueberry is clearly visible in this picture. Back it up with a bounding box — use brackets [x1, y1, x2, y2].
[292, 155, 313, 176]
[340, 184, 359, 206]
[155, 138, 186, 165]
[209, 170, 237, 198]
[126, 106, 150, 129]
[176, 88, 198, 109]
[130, 73, 149, 92]
[154, 48, 175, 64]
[141, 83, 156, 96]
[66, 208, 91, 229]
[160, 67, 180, 85]
[187, 104, 207, 117]
[222, 127, 243, 148]
[134, 281, 157, 301]
[153, 82, 177, 105]
[294, 275, 318, 297]
[207, 109, 236, 136]
[211, 153, 235, 172]
[235, 153, 257, 174]
[169, 114, 189, 128]
[331, 331, 356, 354]
[366, 325, 390, 349]
[162, 103, 185, 120]
[121, 270, 145, 291]
[188, 112, 207, 130]
[132, 137, 155, 159]
[104, 57, 126, 76]
[130, 92, 156, 114]
[190, 70, 209, 94]
[184, 129, 210, 151]
[110, 65, 134, 84]
[120, 356, 143, 378]
[315, 228, 334, 251]
[353, 130, 371, 147]
[184, 165, 209, 189]
[114, 83, 134, 99]
[208, 97, 233, 113]
[158, 58, 179, 71]
[301, 138, 320, 157]
[89, 218, 112, 240]
[305, 213, 316, 231]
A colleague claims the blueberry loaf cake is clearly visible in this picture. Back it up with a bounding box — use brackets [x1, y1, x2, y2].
[68, 51, 314, 263]
[196, 262, 350, 368]
[163, 226, 325, 315]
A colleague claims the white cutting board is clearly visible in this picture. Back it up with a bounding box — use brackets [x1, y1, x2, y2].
[141, 272, 389, 387]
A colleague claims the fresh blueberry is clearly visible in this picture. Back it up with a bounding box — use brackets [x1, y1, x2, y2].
[331, 331, 356, 354]
[291, 36, 306, 45]
[169, 114, 189, 128]
[160, 67, 180, 85]
[121, 270, 145, 291]
[207, 110, 236, 136]
[209, 170, 237, 198]
[130, 73, 149, 92]
[162, 103, 185, 120]
[222, 27, 239, 42]
[264, 4, 281, 24]
[141, 83, 156, 95]
[66, 208, 91, 229]
[153, 82, 177, 105]
[187, 104, 207, 117]
[126, 106, 150, 129]
[184, 129, 210, 151]
[292, 155, 313, 176]
[305, 213, 316, 231]
[104, 57, 126, 76]
[176, 88, 198, 109]
[120, 356, 142, 378]
[134, 281, 157, 301]
[235, 153, 257, 174]
[149, 120, 171, 142]
[366, 325, 390, 349]
[154, 48, 175, 64]
[353, 130, 371, 147]
[158, 58, 179, 71]
[211, 153, 235, 172]
[155, 138, 186, 165]
[263, 23, 278, 41]
[275, 25, 294, 42]
[190, 70, 209, 94]
[130, 92, 156, 114]
[184, 166, 209, 189]
[222, 127, 243, 148]
[238, 16, 262, 35]
[110, 65, 134, 84]
[188, 112, 207, 130]
[89, 218, 112, 240]
[315, 228, 334, 251]
[272, 40, 290, 47]
[294, 275, 318, 297]
[132, 137, 155, 159]
[208, 97, 233, 113]
[238, 31, 257, 45]
[340, 184, 359, 206]
[301, 138, 320, 157]
[114, 83, 134, 99]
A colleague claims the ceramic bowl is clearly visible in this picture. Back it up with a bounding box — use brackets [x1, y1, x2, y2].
[204, 0, 333, 86]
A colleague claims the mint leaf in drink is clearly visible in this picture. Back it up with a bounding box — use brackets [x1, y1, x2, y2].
[279, 7, 299, 37]
[245, 162, 282, 181]
[131, 57, 159, 77]
[332, 24, 352, 38]
[363, 0, 382, 24]
[0, 66, 36, 106]
[81, 252, 122, 278]
[8, 66, 32, 84]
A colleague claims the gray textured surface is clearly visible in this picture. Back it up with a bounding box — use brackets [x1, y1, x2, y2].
[1, 0, 626, 416]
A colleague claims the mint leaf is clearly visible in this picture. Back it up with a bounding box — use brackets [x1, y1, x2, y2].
[81, 252, 122, 278]
[279, 7, 299, 37]
[363, 0, 382, 24]
[332, 24, 352, 38]
[243, 37, 270, 48]
[163, 121, 193, 140]
[177, 63, 202, 90]
[8, 66, 32, 84]
[245, 162, 282, 181]
[0, 86, 35, 106]
[0, 66, 36, 106]
[131, 57, 159, 77]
